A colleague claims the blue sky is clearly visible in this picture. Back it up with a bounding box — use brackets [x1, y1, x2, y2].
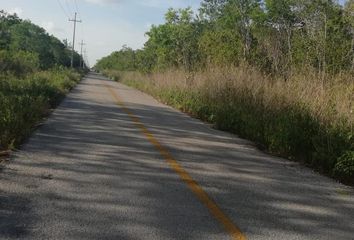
[0, 0, 202, 66]
[0, 0, 348, 66]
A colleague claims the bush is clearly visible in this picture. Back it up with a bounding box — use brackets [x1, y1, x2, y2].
[334, 151, 354, 184]
[0, 68, 81, 150]
[101, 69, 121, 81]
[0, 50, 39, 76]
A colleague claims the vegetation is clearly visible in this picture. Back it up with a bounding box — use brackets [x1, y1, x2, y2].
[0, 11, 84, 151]
[97, 0, 354, 184]
[97, 0, 354, 74]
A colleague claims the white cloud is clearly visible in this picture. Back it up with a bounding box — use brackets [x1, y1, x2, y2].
[40, 21, 65, 35]
[41, 21, 55, 31]
[145, 22, 153, 29]
[8, 7, 23, 17]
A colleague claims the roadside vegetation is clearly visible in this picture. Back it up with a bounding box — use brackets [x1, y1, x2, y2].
[0, 11, 84, 152]
[96, 0, 354, 184]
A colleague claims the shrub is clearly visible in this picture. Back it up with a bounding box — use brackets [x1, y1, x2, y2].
[334, 151, 354, 184]
[0, 68, 81, 150]
[0, 50, 39, 76]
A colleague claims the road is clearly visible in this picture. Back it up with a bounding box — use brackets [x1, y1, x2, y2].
[0, 72, 353, 240]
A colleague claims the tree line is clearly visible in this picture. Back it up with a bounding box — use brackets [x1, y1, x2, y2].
[96, 0, 354, 78]
[0, 10, 84, 151]
[0, 10, 83, 76]
[96, 0, 354, 184]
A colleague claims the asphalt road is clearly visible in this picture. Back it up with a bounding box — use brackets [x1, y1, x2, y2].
[0, 72, 353, 240]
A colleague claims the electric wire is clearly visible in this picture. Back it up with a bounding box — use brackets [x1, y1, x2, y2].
[56, 0, 70, 18]
[74, 0, 79, 13]
[65, 0, 74, 17]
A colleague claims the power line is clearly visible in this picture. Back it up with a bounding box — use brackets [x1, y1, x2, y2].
[73, 0, 79, 14]
[74, 0, 86, 68]
[69, 12, 82, 68]
[79, 40, 86, 69]
[74, 0, 82, 28]
[84, 48, 90, 68]
[81, 47, 88, 70]
[56, 0, 70, 18]
[65, 0, 73, 17]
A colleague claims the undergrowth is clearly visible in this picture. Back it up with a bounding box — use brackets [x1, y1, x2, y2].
[0, 67, 82, 151]
[103, 67, 354, 184]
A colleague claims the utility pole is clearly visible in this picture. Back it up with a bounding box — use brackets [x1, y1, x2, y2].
[69, 12, 81, 68]
[84, 48, 90, 68]
[79, 40, 86, 69]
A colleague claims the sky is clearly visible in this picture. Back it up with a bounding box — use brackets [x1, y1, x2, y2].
[0, 0, 202, 66]
[0, 0, 348, 66]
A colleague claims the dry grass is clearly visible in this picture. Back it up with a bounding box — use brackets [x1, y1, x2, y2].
[104, 66, 354, 183]
[118, 67, 353, 126]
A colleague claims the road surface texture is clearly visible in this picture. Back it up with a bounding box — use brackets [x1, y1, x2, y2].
[0, 72, 353, 240]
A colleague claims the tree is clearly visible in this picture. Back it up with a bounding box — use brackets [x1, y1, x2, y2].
[0, 10, 21, 49]
[96, 0, 354, 76]
[144, 8, 200, 71]
[199, 0, 228, 21]
[0, 10, 81, 74]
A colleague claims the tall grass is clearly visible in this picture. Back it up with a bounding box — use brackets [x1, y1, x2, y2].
[105, 67, 354, 184]
[0, 68, 81, 151]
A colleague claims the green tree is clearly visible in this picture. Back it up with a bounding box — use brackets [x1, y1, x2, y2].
[199, 0, 228, 21]
[0, 10, 21, 49]
[1, 10, 82, 71]
[96, 0, 354, 76]
[144, 8, 200, 71]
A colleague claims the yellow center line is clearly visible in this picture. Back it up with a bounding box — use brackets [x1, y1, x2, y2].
[105, 83, 247, 240]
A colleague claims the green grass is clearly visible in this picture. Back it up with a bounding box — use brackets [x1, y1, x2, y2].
[0, 67, 82, 151]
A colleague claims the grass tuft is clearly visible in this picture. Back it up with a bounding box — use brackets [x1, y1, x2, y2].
[105, 66, 354, 184]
